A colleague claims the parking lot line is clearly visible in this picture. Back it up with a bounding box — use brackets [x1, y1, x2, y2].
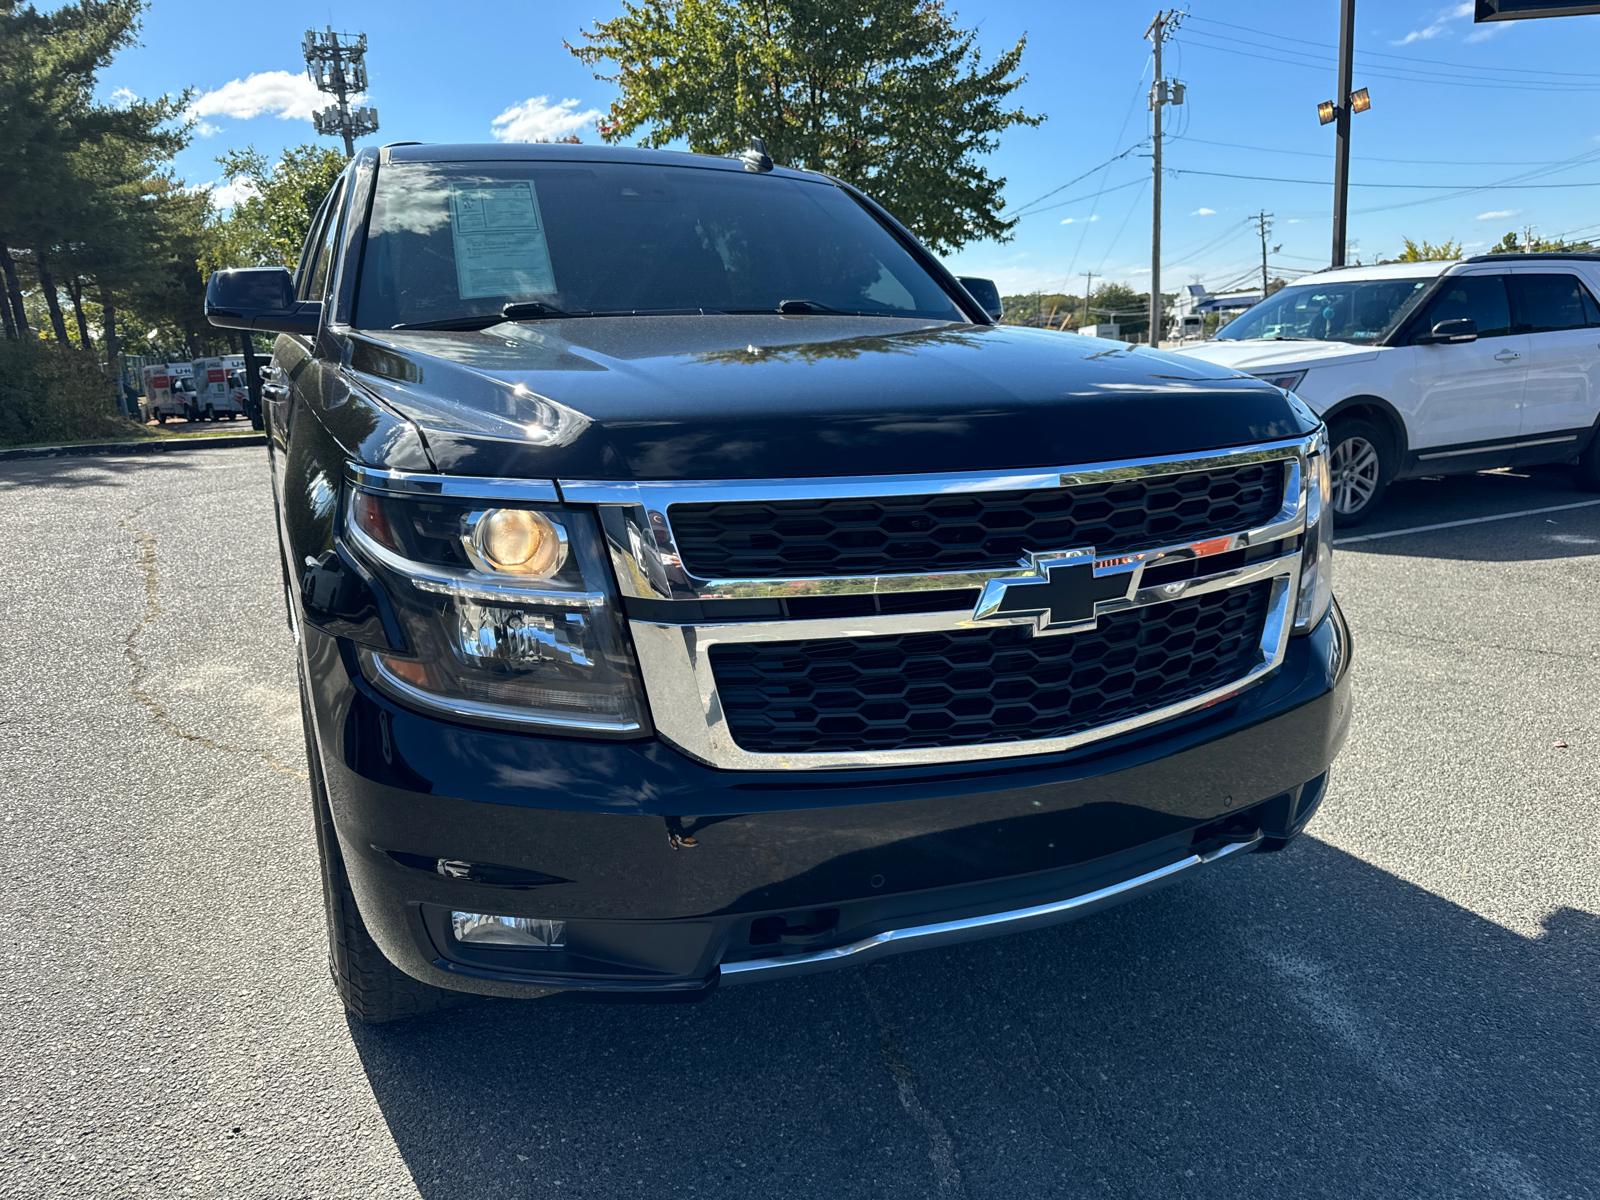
[1333, 499, 1600, 546]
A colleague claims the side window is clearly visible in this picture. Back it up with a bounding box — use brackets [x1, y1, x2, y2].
[307, 180, 347, 303]
[1512, 273, 1600, 334]
[294, 196, 334, 299]
[1416, 274, 1512, 341]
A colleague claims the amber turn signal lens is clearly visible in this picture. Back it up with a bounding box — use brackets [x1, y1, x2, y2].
[471, 508, 565, 578]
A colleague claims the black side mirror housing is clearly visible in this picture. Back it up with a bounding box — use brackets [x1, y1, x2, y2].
[1419, 317, 1477, 345]
[205, 267, 321, 334]
[957, 276, 1004, 322]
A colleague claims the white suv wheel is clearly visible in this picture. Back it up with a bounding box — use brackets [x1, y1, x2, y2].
[1330, 434, 1381, 517]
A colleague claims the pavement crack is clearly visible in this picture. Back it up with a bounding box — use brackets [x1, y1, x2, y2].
[858, 968, 965, 1198]
[120, 504, 306, 781]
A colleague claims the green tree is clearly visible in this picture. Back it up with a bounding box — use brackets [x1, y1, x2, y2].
[201, 144, 347, 274]
[1395, 237, 1462, 262]
[569, 0, 1044, 253]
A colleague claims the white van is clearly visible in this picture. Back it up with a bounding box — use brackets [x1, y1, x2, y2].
[1171, 253, 1600, 522]
[188, 358, 247, 421]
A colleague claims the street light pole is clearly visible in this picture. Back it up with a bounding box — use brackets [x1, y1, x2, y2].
[1331, 0, 1356, 267]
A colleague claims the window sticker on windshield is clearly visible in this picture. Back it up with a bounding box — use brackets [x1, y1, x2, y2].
[448, 180, 556, 300]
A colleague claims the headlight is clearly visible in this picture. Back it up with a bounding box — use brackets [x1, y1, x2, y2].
[1294, 442, 1334, 633]
[342, 485, 650, 736]
[1255, 369, 1307, 393]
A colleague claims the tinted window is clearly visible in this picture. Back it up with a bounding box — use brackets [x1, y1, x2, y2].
[353, 161, 965, 329]
[306, 180, 347, 302]
[1216, 277, 1432, 344]
[1415, 275, 1512, 340]
[1513, 273, 1600, 333]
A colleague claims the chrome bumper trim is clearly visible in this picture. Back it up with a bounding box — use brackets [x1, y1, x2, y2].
[719, 837, 1260, 985]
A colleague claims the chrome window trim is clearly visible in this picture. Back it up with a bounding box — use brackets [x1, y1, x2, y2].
[629, 561, 1297, 771]
[567, 433, 1315, 602]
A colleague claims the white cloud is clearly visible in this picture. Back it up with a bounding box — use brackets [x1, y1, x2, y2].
[189, 71, 332, 122]
[110, 86, 137, 109]
[1477, 208, 1521, 220]
[1059, 214, 1100, 225]
[1191, 207, 1216, 217]
[491, 96, 602, 143]
[192, 178, 260, 211]
[1395, 2, 1472, 44]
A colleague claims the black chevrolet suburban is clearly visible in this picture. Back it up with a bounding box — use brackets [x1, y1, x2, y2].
[205, 142, 1351, 1022]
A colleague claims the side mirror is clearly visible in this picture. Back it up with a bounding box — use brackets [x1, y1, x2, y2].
[1419, 317, 1477, 345]
[957, 276, 1004, 322]
[205, 267, 321, 334]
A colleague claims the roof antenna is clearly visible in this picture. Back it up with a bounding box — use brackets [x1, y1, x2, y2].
[739, 136, 773, 173]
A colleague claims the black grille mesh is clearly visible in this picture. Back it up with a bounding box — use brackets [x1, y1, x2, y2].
[710, 582, 1273, 754]
[670, 462, 1283, 579]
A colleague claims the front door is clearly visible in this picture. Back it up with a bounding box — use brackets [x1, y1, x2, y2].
[1391, 271, 1525, 465]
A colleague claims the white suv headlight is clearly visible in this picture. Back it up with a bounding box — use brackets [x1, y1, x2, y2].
[1255, 369, 1308, 393]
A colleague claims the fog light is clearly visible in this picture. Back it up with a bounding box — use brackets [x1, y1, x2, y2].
[451, 912, 566, 948]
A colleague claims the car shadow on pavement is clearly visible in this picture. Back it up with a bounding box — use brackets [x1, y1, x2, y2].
[0, 450, 259, 493]
[347, 839, 1600, 1199]
[1340, 466, 1600, 563]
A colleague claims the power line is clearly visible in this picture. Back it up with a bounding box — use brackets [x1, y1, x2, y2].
[1180, 33, 1600, 93]
[1017, 177, 1148, 220]
[1168, 167, 1600, 189]
[1010, 143, 1149, 217]
[1167, 135, 1581, 168]
[1185, 13, 1600, 79]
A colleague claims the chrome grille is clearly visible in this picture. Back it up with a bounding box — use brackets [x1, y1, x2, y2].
[668, 462, 1282, 579]
[564, 433, 1318, 771]
[710, 583, 1273, 753]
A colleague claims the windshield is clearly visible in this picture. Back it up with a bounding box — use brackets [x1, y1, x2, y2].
[1217, 276, 1434, 344]
[352, 160, 967, 329]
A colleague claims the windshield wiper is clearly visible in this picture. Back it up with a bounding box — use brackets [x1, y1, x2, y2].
[723, 300, 886, 317]
[389, 304, 732, 330]
[391, 301, 574, 331]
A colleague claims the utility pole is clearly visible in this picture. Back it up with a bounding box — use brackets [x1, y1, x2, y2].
[1330, 0, 1356, 267]
[1252, 211, 1276, 299]
[304, 27, 379, 157]
[1146, 11, 1184, 348]
[1081, 271, 1096, 330]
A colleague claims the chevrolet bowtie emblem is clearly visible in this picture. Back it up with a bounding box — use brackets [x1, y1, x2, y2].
[973, 548, 1139, 636]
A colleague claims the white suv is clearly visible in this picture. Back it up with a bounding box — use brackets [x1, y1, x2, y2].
[1171, 254, 1600, 523]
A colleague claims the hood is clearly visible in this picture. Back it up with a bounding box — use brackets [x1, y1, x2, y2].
[1168, 338, 1383, 373]
[343, 316, 1318, 480]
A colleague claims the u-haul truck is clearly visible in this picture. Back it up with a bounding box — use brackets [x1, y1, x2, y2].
[139, 364, 184, 423]
[188, 357, 246, 421]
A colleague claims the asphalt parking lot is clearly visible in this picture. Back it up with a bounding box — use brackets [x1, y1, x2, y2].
[2, 448, 1596, 1200]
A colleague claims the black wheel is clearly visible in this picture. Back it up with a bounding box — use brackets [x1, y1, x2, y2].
[1327, 418, 1391, 527]
[155, 412, 166, 425]
[1576, 429, 1600, 492]
[299, 678, 468, 1024]
[204, 405, 215, 422]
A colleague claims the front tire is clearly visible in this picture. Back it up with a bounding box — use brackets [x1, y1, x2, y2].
[300, 680, 467, 1024]
[1327, 418, 1391, 526]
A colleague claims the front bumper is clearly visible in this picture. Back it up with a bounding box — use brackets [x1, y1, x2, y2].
[305, 600, 1352, 999]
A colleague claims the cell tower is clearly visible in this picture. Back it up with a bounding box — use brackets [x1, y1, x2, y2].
[303, 27, 378, 157]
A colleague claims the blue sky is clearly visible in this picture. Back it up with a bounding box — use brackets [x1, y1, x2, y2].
[100, 0, 1600, 295]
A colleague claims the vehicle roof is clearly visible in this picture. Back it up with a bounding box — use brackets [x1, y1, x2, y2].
[382, 141, 823, 183]
[1282, 260, 1457, 284]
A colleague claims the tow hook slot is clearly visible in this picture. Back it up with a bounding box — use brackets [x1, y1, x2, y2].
[749, 908, 840, 947]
